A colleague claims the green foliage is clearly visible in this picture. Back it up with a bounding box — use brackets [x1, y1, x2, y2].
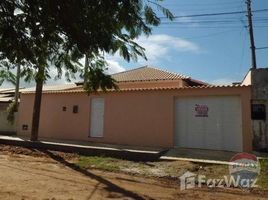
[0, 69, 16, 86]
[0, 61, 16, 86]
[0, 0, 82, 85]
[6, 101, 17, 124]
[257, 159, 268, 189]
[77, 156, 120, 172]
[0, 0, 173, 92]
[83, 55, 119, 93]
[0, 0, 173, 141]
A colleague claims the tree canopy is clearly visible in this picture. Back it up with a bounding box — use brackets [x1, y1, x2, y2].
[0, 0, 173, 89]
[0, 0, 173, 140]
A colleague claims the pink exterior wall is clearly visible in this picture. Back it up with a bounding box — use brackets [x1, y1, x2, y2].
[18, 86, 252, 151]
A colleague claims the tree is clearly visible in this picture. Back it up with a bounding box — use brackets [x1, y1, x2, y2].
[1, 0, 83, 140]
[0, 0, 173, 141]
[0, 65, 16, 86]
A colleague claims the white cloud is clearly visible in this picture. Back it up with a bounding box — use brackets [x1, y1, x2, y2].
[211, 78, 238, 85]
[106, 34, 200, 66]
[106, 59, 125, 74]
[80, 55, 125, 75]
[48, 57, 125, 83]
[46, 67, 69, 85]
[135, 34, 200, 63]
[0, 81, 14, 88]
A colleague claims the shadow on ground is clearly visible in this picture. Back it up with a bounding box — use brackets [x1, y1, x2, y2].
[164, 148, 237, 162]
[39, 149, 152, 200]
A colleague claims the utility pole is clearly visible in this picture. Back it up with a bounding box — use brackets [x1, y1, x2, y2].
[246, 0, 257, 69]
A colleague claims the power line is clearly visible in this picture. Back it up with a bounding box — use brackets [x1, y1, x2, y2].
[256, 47, 268, 50]
[159, 8, 268, 19]
[182, 29, 241, 40]
[162, 1, 244, 7]
[161, 20, 268, 25]
[161, 16, 268, 21]
[161, 18, 268, 23]
[158, 24, 268, 28]
[167, 7, 245, 13]
[157, 26, 243, 29]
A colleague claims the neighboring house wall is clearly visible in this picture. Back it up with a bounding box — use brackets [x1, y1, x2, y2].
[241, 70, 252, 86]
[0, 103, 16, 134]
[251, 68, 268, 151]
[17, 86, 252, 151]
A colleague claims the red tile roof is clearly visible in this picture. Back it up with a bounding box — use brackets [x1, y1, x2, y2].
[24, 66, 246, 95]
[111, 66, 190, 82]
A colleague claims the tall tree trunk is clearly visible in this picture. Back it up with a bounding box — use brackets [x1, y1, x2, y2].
[14, 64, 21, 110]
[83, 53, 89, 88]
[30, 66, 45, 141]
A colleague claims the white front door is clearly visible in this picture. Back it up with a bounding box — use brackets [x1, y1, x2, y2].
[175, 96, 243, 152]
[90, 98, 104, 137]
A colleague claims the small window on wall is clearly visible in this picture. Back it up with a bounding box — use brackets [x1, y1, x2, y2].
[251, 104, 266, 120]
[22, 124, 28, 131]
[62, 106, 67, 112]
[73, 105, 79, 114]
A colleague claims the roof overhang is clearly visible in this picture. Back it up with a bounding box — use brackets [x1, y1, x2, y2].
[21, 85, 250, 95]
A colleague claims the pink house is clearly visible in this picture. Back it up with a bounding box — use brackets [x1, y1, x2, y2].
[17, 66, 252, 152]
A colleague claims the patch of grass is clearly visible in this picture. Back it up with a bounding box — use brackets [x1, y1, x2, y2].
[257, 159, 268, 189]
[192, 163, 229, 179]
[76, 156, 120, 172]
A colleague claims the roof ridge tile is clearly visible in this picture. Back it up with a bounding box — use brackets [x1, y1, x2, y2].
[111, 65, 148, 76]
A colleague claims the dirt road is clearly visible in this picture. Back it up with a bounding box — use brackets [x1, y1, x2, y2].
[0, 152, 267, 200]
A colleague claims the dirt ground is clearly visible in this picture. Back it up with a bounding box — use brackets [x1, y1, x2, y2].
[0, 146, 268, 200]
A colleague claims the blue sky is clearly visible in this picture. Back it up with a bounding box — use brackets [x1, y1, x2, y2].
[2, 0, 268, 87]
[107, 0, 268, 85]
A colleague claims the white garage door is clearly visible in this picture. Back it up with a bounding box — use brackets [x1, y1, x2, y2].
[175, 96, 242, 152]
